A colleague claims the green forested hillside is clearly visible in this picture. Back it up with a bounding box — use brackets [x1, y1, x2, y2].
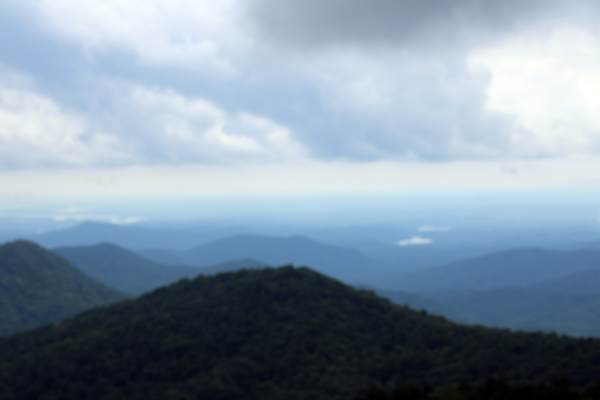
[0, 240, 127, 336]
[1, 267, 600, 400]
[354, 378, 600, 400]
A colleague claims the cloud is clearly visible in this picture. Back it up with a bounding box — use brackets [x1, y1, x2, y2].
[0, 68, 125, 168]
[3, 0, 600, 169]
[468, 27, 600, 157]
[397, 236, 433, 246]
[0, 64, 307, 169]
[293, 49, 516, 160]
[246, 0, 600, 161]
[93, 83, 308, 164]
[35, 0, 249, 77]
[248, 0, 555, 51]
[51, 213, 146, 225]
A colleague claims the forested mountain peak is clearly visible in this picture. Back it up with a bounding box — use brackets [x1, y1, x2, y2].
[2, 266, 600, 399]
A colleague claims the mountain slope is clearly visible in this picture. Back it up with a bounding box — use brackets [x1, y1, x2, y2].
[137, 247, 184, 265]
[0, 240, 127, 336]
[427, 288, 600, 336]
[55, 243, 264, 294]
[386, 248, 600, 291]
[54, 242, 203, 294]
[381, 288, 600, 337]
[195, 258, 266, 275]
[181, 234, 386, 282]
[2, 267, 600, 400]
[532, 269, 600, 292]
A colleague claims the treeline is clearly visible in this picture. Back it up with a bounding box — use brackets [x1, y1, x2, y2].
[355, 377, 600, 400]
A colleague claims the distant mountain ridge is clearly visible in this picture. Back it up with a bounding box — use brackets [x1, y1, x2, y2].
[34, 222, 207, 250]
[0, 240, 127, 336]
[381, 287, 600, 337]
[373, 246, 600, 337]
[178, 234, 388, 282]
[384, 247, 600, 291]
[2, 267, 600, 399]
[532, 269, 600, 292]
[54, 242, 265, 294]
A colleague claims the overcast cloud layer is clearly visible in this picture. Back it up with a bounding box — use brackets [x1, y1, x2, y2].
[1, 0, 600, 169]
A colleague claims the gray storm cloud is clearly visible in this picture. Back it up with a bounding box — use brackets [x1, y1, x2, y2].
[247, 0, 560, 50]
[244, 0, 600, 160]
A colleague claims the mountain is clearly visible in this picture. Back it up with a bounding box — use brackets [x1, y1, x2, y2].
[195, 258, 266, 275]
[179, 234, 387, 282]
[55, 242, 266, 294]
[54, 242, 203, 294]
[532, 269, 600, 292]
[381, 288, 600, 337]
[376, 289, 459, 319]
[0, 240, 127, 336]
[383, 247, 600, 291]
[137, 247, 185, 264]
[2, 267, 600, 400]
[373, 247, 600, 336]
[427, 288, 600, 336]
[34, 221, 207, 250]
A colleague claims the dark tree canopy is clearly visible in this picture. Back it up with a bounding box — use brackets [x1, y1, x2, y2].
[1, 266, 600, 400]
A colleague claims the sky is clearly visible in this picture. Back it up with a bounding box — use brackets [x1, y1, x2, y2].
[1, 0, 600, 226]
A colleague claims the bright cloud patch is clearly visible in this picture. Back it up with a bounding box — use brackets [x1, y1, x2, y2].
[0, 67, 306, 169]
[397, 236, 433, 246]
[36, 0, 248, 77]
[52, 213, 146, 225]
[468, 27, 600, 157]
[111, 85, 307, 164]
[0, 72, 123, 168]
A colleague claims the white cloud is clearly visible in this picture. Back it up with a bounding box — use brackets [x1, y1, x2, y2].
[468, 27, 600, 157]
[0, 65, 307, 169]
[0, 70, 124, 168]
[52, 213, 146, 225]
[397, 236, 433, 246]
[105, 84, 308, 164]
[35, 0, 249, 77]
